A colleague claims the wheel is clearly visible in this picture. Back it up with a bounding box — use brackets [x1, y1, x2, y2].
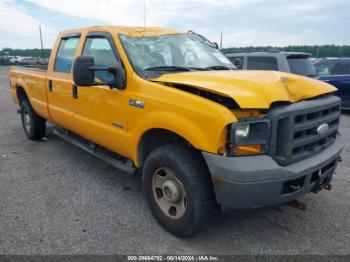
[20, 99, 46, 140]
[143, 144, 217, 237]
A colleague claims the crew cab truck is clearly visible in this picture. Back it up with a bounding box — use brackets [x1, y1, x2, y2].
[9, 26, 343, 237]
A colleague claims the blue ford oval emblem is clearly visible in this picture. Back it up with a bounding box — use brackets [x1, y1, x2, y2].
[317, 123, 329, 136]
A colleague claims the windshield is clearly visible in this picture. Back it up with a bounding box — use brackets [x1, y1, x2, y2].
[119, 33, 235, 76]
[287, 58, 316, 77]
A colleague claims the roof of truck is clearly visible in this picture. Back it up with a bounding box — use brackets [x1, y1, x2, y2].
[60, 26, 185, 37]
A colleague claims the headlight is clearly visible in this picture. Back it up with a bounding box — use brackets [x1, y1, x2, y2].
[235, 124, 250, 140]
[229, 119, 270, 155]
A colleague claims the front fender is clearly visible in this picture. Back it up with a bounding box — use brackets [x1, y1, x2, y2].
[129, 110, 232, 166]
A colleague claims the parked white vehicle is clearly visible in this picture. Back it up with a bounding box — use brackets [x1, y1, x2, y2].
[5, 55, 20, 64]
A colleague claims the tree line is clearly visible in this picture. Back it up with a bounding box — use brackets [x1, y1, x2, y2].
[0, 48, 51, 58]
[1, 45, 350, 58]
[222, 45, 350, 58]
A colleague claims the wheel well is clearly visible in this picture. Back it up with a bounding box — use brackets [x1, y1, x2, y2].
[16, 86, 28, 105]
[138, 129, 191, 167]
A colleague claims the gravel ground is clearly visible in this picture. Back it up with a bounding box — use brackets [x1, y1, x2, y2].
[0, 66, 349, 255]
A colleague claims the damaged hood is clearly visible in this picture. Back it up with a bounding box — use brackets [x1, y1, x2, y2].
[151, 70, 337, 109]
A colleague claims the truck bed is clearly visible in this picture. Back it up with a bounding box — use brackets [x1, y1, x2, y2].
[9, 66, 51, 121]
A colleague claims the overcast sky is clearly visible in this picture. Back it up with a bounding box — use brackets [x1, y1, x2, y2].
[0, 0, 349, 49]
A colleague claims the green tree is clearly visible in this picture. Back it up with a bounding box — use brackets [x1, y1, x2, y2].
[222, 45, 350, 58]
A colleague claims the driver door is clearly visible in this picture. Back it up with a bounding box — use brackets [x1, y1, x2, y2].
[73, 32, 129, 157]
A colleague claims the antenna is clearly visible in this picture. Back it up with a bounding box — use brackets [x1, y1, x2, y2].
[39, 25, 44, 58]
[143, 0, 146, 29]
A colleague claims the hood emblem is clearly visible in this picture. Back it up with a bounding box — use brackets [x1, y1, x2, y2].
[316, 123, 329, 136]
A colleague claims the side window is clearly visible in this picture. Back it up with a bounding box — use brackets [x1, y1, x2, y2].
[83, 37, 119, 82]
[247, 56, 278, 71]
[316, 63, 333, 76]
[333, 62, 350, 75]
[228, 56, 243, 69]
[54, 37, 79, 73]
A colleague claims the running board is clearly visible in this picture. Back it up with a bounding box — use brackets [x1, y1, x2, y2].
[53, 128, 136, 175]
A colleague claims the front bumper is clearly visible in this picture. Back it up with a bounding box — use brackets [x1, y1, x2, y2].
[202, 136, 343, 210]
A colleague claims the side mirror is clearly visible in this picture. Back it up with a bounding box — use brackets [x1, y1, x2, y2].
[73, 56, 94, 86]
[72, 56, 125, 89]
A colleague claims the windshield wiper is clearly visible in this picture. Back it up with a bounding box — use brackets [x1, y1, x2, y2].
[144, 66, 193, 72]
[144, 65, 233, 74]
[204, 65, 232, 70]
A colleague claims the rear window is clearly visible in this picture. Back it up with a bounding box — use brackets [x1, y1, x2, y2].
[288, 58, 316, 76]
[247, 57, 278, 70]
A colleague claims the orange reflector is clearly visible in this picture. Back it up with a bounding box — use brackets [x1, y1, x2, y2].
[233, 144, 263, 154]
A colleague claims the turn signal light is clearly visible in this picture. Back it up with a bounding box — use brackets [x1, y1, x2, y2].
[233, 144, 263, 155]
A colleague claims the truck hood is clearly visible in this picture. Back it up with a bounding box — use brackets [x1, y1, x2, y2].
[152, 70, 337, 109]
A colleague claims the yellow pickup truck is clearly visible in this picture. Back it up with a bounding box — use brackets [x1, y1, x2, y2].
[9, 26, 343, 237]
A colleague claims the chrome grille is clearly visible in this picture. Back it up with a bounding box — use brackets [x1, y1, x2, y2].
[268, 96, 341, 166]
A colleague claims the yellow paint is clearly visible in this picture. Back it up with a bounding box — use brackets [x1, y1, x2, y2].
[9, 26, 337, 167]
[153, 70, 337, 109]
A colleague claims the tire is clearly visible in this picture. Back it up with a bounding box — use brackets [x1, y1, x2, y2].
[143, 144, 217, 237]
[20, 99, 46, 140]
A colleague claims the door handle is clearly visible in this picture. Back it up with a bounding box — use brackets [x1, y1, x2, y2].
[48, 80, 53, 92]
[72, 84, 78, 99]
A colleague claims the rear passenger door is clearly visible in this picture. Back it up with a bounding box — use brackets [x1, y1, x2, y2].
[47, 34, 80, 131]
[73, 32, 129, 157]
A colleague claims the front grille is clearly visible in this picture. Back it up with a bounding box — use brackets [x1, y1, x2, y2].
[268, 96, 341, 166]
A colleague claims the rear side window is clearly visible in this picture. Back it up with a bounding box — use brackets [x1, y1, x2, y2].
[54, 37, 80, 73]
[247, 57, 278, 70]
[333, 62, 350, 75]
[228, 56, 243, 69]
[82, 37, 119, 82]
